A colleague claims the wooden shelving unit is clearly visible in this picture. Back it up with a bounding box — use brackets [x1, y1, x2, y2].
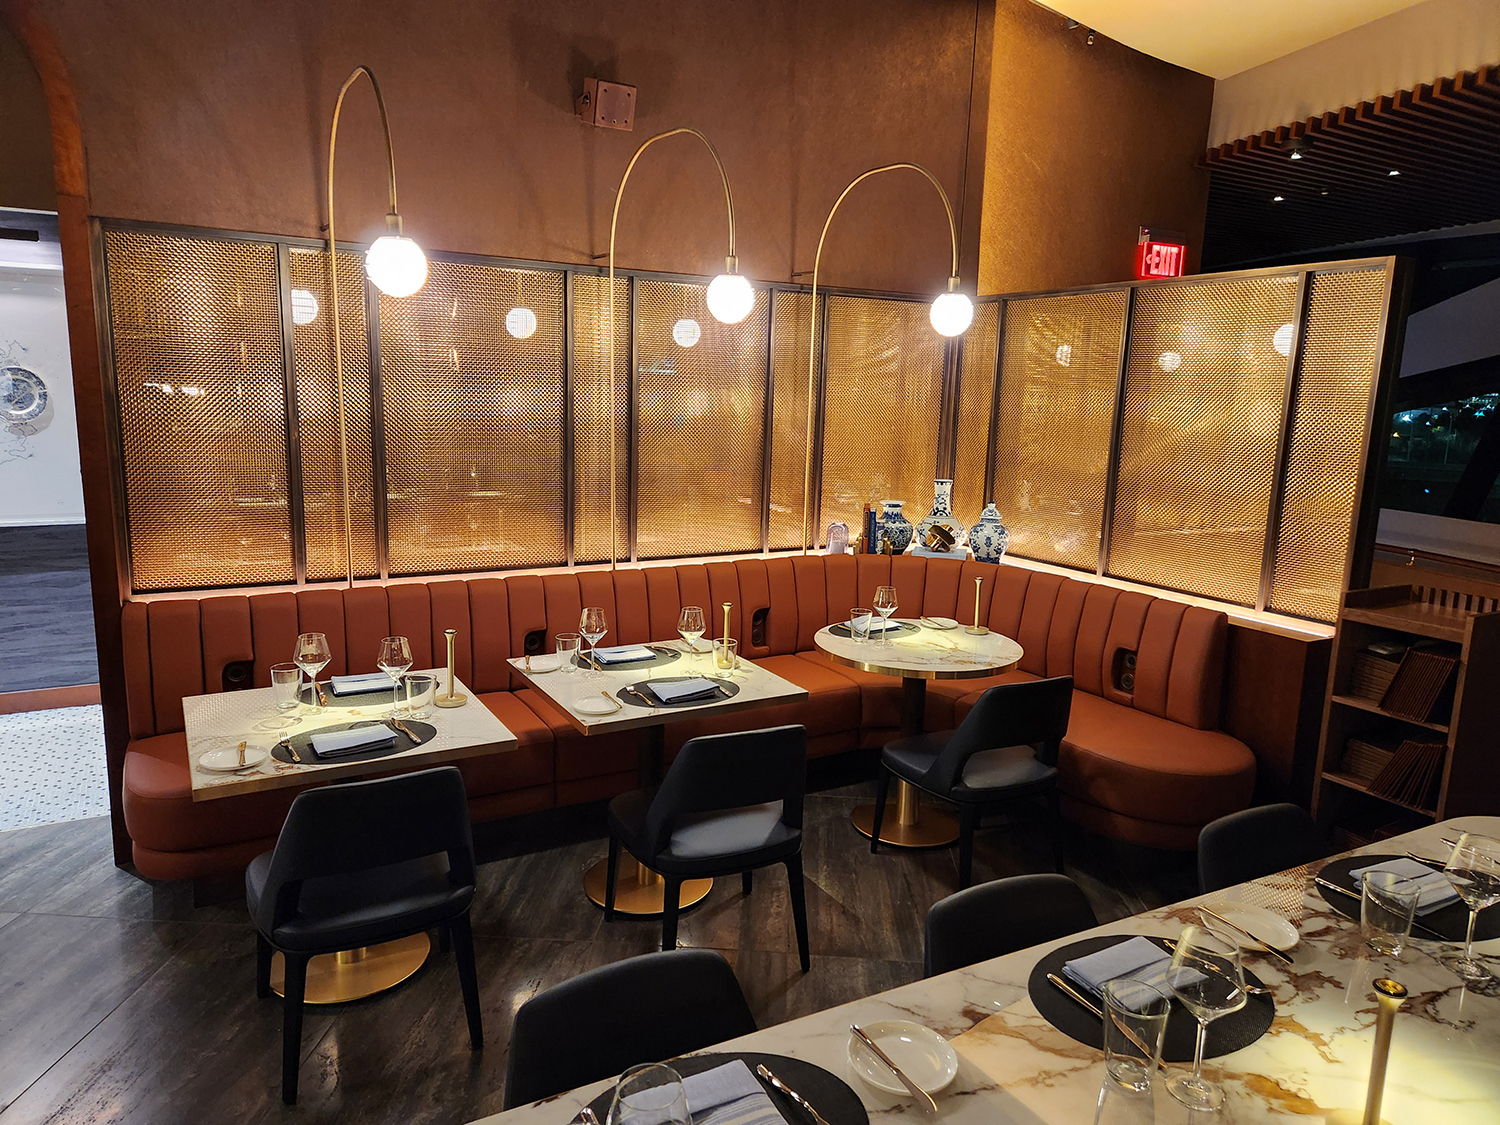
[1313, 581, 1500, 845]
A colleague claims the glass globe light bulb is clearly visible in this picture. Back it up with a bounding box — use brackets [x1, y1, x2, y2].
[506, 307, 538, 340]
[706, 272, 755, 324]
[365, 235, 428, 298]
[930, 290, 974, 337]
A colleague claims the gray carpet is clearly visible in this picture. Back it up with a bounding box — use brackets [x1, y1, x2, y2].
[0, 524, 97, 692]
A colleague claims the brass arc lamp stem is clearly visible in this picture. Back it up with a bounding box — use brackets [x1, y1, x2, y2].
[606, 127, 737, 570]
[801, 163, 962, 554]
[326, 64, 404, 589]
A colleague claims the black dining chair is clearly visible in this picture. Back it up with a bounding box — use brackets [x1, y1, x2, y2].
[503, 949, 757, 1109]
[605, 725, 810, 970]
[871, 676, 1074, 888]
[924, 873, 1098, 976]
[245, 766, 483, 1105]
[1197, 802, 1329, 893]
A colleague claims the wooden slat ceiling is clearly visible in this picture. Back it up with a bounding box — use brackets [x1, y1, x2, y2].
[1202, 65, 1500, 269]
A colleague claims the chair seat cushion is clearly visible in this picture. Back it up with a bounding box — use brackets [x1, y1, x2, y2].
[246, 851, 474, 952]
[608, 789, 800, 874]
[883, 733, 1055, 801]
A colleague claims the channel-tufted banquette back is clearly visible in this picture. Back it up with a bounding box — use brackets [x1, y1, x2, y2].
[120, 556, 1227, 739]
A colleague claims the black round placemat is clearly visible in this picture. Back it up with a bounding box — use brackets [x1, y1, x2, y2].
[619, 676, 740, 708]
[1027, 935, 1274, 1061]
[828, 620, 920, 639]
[575, 645, 682, 672]
[271, 719, 436, 765]
[311, 685, 398, 708]
[1316, 854, 1500, 942]
[583, 1052, 867, 1125]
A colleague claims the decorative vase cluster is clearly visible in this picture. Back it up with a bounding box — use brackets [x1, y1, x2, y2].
[862, 478, 1009, 564]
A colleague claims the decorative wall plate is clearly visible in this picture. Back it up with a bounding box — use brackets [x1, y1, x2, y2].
[0, 366, 48, 422]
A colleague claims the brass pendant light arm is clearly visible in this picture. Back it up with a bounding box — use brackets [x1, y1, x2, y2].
[800, 162, 962, 555]
[326, 65, 405, 588]
[605, 127, 739, 570]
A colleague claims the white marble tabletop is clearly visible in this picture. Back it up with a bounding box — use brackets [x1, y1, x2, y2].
[184, 670, 517, 801]
[815, 619, 1024, 680]
[509, 639, 808, 736]
[475, 816, 1500, 1125]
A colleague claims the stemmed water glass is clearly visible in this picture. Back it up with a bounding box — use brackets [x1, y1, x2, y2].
[873, 585, 898, 646]
[1164, 924, 1247, 1111]
[294, 632, 331, 713]
[678, 605, 706, 655]
[608, 1064, 689, 1125]
[580, 607, 608, 673]
[1443, 832, 1500, 982]
[377, 636, 413, 719]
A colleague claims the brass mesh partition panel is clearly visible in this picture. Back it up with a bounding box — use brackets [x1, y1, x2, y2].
[1107, 275, 1300, 604]
[820, 296, 945, 535]
[1270, 269, 1386, 620]
[952, 300, 999, 522]
[768, 290, 815, 550]
[104, 229, 292, 590]
[288, 246, 377, 581]
[991, 290, 1127, 569]
[377, 260, 566, 575]
[571, 273, 629, 564]
[634, 279, 769, 559]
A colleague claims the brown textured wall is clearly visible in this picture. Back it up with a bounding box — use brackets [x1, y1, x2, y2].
[979, 0, 1214, 294]
[0, 24, 55, 208]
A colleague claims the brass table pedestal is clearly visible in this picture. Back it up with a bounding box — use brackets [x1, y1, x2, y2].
[270, 933, 431, 1005]
[584, 855, 714, 915]
[852, 778, 960, 848]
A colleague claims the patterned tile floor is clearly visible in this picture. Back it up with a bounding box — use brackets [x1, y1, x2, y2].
[0, 704, 109, 831]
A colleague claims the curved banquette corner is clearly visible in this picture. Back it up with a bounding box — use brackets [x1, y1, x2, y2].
[119, 556, 1255, 879]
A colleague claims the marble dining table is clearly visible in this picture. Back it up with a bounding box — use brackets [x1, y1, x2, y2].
[474, 815, 1500, 1125]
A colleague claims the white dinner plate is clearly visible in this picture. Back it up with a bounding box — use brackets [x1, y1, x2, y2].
[920, 617, 959, 631]
[573, 696, 621, 716]
[847, 1020, 959, 1095]
[198, 743, 269, 772]
[1202, 902, 1300, 951]
[520, 656, 560, 673]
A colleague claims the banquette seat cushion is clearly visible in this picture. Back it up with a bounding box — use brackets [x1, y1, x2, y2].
[120, 554, 1255, 880]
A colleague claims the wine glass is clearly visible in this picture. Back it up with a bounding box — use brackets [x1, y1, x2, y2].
[1164, 925, 1247, 1111]
[376, 636, 413, 718]
[608, 1064, 689, 1125]
[293, 632, 331, 713]
[873, 585, 898, 646]
[580, 607, 608, 673]
[678, 605, 706, 655]
[1443, 832, 1500, 982]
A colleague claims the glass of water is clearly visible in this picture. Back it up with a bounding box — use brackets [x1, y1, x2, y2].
[1362, 871, 1420, 956]
[1102, 978, 1170, 1093]
[269, 663, 301, 727]
[556, 633, 581, 674]
[404, 674, 436, 720]
[850, 607, 873, 644]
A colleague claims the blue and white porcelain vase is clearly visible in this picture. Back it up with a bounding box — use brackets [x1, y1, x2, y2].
[877, 500, 914, 553]
[967, 503, 1011, 564]
[915, 478, 966, 548]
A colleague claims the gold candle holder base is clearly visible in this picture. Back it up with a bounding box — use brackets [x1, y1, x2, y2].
[434, 693, 467, 708]
[964, 625, 989, 636]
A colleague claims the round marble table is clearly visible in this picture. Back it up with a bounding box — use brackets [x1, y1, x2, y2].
[815, 620, 1023, 848]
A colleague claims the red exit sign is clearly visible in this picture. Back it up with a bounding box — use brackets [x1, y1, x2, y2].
[1135, 227, 1187, 279]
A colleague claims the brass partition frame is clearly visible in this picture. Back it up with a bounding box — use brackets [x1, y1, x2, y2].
[94, 217, 1406, 624]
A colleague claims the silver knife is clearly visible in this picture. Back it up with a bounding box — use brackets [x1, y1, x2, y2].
[1198, 905, 1294, 965]
[755, 1065, 832, 1125]
[850, 1024, 938, 1113]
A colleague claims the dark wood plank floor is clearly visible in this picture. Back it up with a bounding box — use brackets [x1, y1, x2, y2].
[0, 525, 97, 692]
[0, 764, 1198, 1125]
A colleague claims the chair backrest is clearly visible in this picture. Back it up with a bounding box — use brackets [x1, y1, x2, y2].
[503, 949, 758, 1108]
[1197, 802, 1328, 893]
[924, 873, 1098, 977]
[252, 766, 476, 935]
[643, 725, 806, 857]
[923, 676, 1073, 791]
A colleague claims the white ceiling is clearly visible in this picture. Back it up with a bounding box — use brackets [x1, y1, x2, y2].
[1037, 0, 1433, 78]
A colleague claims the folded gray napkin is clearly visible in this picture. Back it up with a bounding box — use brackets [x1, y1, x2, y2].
[329, 672, 397, 696]
[848, 617, 901, 633]
[648, 678, 722, 704]
[309, 726, 396, 759]
[1348, 857, 1460, 915]
[615, 1060, 784, 1125]
[593, 645, 655, 664]
[1062, 935, 1195, 1008]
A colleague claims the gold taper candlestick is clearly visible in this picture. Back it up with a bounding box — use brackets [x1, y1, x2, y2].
[435, 627, 467, 708]
[965, 576, 989, 635]
[722, 602, 732, 646]
[1327, 978, 1407, 1125]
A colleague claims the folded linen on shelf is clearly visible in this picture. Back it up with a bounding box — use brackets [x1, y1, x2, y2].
[592, 645, 656, 664]
[1348, 857, 1461, 915]
[647, 678, 722, 704]
[328, 672, 397, 696]
[309, 726, 397, 759]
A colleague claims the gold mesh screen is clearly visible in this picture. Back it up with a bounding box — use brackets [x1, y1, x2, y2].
[1107, 275, 1299, 604]
[104, 229, 292, 591]
[634, 279, 769, 559]
[768, 290, 816, 550]
[571, 273, 629, 564]
[991, 290, 1128, 569]
[288, 246, 377, 581]
[952, 300, 1000, 522]
[820, 295, 945, 536]
[377, 260, 566, 575]
[1270, 269, 1387, 621]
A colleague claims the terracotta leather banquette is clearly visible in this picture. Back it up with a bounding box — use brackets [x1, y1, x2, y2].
[120, 555, 1256, 881]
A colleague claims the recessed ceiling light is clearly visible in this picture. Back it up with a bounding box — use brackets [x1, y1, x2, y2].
[1388, 170, 1400, 176]
[1273, 195, 1285, 202]
[1289, 151, 1302, 161]
[1320, 190, 1329, 196]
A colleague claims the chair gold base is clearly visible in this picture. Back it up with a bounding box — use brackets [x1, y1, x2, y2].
[583, 856, 714, 915]
[270, 933, 431, 1005]
[852, 779, 959, 848]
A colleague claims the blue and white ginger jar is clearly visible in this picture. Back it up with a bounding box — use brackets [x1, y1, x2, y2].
[967, 503, 1011, 564]
[877, 500, 914, 553]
